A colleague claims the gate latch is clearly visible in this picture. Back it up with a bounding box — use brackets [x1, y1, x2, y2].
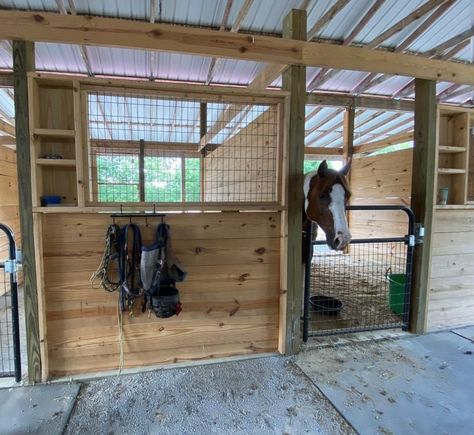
[415, 224, 425, 245]
[4, 259, 19, 282]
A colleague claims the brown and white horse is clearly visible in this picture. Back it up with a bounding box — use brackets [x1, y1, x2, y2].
[303, 160, 352, 252]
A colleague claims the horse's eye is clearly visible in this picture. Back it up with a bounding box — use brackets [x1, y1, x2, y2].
[319, 193, 330, 201]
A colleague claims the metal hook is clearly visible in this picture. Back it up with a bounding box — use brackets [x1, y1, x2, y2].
[112, 216, 116, 225]
[129, 216, 132, 224]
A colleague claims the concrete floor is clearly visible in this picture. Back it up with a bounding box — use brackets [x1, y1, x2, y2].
[0, 328, 472, 434]
[297, 327, 474, 435]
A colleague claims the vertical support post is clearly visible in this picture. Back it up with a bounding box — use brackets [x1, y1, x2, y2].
[280, 9, 306, 355]
[343, 105, 355, 250]
[410, 79, 437, 333]
[200, 102, 207, 201]
[139, 139, 145, 202]
[13, 40, 42, 382]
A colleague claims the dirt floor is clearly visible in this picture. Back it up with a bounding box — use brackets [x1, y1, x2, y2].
[65, 356, 354, 435]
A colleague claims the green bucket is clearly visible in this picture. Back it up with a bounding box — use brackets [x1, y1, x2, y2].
[387, 274, 406, 315]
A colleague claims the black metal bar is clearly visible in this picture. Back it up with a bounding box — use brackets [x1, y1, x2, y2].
[303, 222, 313, 343]
[312, 237, 407, 245]
[139, 139, 145, 202]
[110, 213, 166, 218]
[0, 223, 21, 382]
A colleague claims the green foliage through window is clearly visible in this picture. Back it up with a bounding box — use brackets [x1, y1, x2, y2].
[96, 155, 201, 203]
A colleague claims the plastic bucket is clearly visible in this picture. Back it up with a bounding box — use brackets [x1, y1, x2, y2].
[387, 274, 406, 315]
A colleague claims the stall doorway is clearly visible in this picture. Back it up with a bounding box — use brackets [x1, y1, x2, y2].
[303, 205, 415, 339]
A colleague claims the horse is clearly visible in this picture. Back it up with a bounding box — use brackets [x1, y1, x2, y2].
[303, 160, 352, 254]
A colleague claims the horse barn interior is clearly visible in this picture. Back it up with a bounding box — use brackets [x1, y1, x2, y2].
[0, 0, 472, 389]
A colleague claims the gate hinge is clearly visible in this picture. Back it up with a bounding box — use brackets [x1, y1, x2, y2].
[4, 259, 19, 282]
[16, 249, 22, 264]
[415, 224, 425, 245]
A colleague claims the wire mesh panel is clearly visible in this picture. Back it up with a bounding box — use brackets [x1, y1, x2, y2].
[0, 224, 21, 381]
[86, 91, 280, 205]
[303, 206, 415, 338]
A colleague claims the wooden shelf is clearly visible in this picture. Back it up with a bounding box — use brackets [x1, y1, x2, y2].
[36, 158, 76, 167]
[438, 145, 466, 153]
[33, 128, 75, 138]
[438, 168, 466, 174]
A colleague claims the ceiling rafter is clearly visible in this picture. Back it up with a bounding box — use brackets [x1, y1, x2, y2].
[312, 0, 448, 92]
[307, 0, 351, 40]
[351, 0, 456, 95]
[149, 0, 158, 79]
[307, 0, 386, 92]
[205, 0, 252, 85]
[392, 32, 473, 99]
[305, 108, 344, 140]
[312, 109, 366, 147]
[355, 116, 413, 144]
[56, 0, 93, 76]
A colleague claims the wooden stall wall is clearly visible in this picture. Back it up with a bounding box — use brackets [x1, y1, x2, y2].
[203, 110, 278, 201]
[40, 211, 281, 377]
[350, 148, 413, 238]
[428, 209, 474, 330]
[0, 146, 20, 294]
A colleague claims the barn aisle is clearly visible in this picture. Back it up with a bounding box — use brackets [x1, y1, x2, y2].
[296, 328, 474, 435]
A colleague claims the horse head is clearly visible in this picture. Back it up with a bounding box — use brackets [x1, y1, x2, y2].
[304, 160, 352, 251]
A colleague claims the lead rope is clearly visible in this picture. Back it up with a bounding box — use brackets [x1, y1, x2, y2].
[91, 224, 121, 292]
[117, 299, 124, 374]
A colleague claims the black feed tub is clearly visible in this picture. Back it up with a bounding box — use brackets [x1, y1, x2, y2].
[309, 295, 343, 316]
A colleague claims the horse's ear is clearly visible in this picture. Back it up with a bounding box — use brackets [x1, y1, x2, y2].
[317, 160, 329, 177]
[340, 159, 351, 176]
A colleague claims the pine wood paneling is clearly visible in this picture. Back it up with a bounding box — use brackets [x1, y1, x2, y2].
[427, 208, 474, 330]
[41, 211, 281, 377]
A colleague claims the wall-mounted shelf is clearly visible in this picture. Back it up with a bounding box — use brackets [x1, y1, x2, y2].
[36, 158, 76, 167]
[436, 107, 470, 206]
[33, 128, 75, 138]
[438, 168, 466, 174]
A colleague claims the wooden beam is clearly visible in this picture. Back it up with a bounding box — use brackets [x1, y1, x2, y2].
[367, 0, 447, 49]
[0, 11, 472, 84]
[342, 105, 355, 162]
[205, 0, 249, 85]
[351, 0, 456, 95]
[307, 0, 386, 91]
[353, 131, 413, 156]
[280, 8, 306, 356]
[306, 93, 413, 111]
[304, 146, 343, 156]
[13, 41, 42, 383]
[307, 0, 350, 39]
[410, 78, 437, 334]
[0, 118, 15, 137]
[0, 71, 14, 87]
[0, 135, 16, 145]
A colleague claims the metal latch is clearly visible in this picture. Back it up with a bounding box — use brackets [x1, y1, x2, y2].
[415, 223, 425, 245]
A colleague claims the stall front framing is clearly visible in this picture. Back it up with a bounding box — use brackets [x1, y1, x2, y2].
[25, 72, 293, 381]
[5, 9, 473, 382]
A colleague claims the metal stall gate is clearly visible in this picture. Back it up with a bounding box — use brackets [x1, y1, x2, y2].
[0, 224, 21, 381]
[303, 206, 415, 340]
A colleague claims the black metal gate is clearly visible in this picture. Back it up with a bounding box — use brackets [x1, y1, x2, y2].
[0, 224, 22, 381]
[303, 206, 415, 340]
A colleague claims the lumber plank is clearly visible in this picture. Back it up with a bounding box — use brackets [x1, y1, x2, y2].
[0, 11, 473, 85]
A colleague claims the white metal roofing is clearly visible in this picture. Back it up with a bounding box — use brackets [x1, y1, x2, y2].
[0, 0, 473, 148]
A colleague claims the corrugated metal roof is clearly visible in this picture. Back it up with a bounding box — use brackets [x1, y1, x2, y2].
[0, 0, 473, 133]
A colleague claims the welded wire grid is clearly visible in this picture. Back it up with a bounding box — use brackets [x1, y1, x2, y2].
[0, 233, 15, 377]
[308, 241, 410, 336]
[87, 91, 279, 204]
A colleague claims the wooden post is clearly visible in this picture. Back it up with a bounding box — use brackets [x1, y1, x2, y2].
[280, 9, 306, 355]
[409, 79, 437, 333]
[343, 105, 355, 252]
[13, 41, 42, 382]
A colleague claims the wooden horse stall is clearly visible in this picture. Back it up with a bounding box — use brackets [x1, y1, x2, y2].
[426, 106, 474, 331]
[28, 74, 288, 379]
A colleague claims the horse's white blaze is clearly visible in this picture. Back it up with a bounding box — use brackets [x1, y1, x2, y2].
[303, 171, 317, 214]
[329, 184, 351, 248]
